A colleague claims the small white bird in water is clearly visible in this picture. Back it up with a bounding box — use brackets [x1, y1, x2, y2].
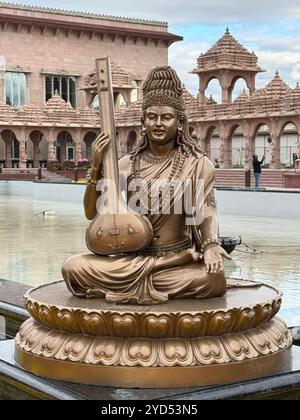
[43, 210, 55, 217]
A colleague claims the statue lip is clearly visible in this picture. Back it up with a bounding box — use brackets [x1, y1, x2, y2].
[153, 129, 165, 134]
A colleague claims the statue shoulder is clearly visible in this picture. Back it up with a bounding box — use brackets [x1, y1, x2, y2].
[118, 154, 132, 173]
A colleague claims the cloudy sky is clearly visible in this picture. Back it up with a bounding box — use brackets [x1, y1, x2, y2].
[8, 0, 300, 100]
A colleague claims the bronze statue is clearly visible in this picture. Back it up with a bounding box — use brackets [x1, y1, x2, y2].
[62, 64, 231, 304]
[15, 59, 292, 388]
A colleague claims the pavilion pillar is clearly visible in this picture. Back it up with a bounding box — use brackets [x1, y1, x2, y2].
[5, 139, 12, 168]
[221, 87, 230, 104]
[219, 136, 232, 169]
[74, 131, 83, 164]
[243, 138, 255, 171]
[199, 77, 207, 105]
[270, 136, 281, 169]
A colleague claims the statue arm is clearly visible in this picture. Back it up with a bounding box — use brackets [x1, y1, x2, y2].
[196, 158, 231, 273]
[83, 133, 110, 220]
[199, 202, 219, 244]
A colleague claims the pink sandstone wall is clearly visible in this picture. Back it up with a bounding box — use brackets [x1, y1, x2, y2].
[0, 6, 170, 108]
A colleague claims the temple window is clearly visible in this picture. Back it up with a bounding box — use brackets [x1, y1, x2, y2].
[5, 72, 27, 108]
[45, 75, 77, 107]
[131, 80, 138, 103]
[92, 94, 99, 112]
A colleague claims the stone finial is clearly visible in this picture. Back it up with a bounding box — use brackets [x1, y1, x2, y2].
[45, 90, 75, 112]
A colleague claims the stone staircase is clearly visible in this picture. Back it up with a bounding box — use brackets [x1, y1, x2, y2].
[215, 169, 285, 188]
[0, 168, 38, 180]
[42, 169, 72, 183]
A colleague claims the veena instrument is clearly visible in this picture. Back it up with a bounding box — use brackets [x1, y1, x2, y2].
[86, 58, 153, 255]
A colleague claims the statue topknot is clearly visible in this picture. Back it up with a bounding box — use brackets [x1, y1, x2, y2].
[142, 66, 185, 111]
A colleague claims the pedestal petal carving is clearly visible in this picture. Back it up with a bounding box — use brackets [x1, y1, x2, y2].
[16, 317, 292, 368]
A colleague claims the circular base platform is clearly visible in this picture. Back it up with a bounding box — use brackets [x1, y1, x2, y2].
[23, 281, 282, 338]
[15, 281, 292, 388]
[15, 347, 292, 389]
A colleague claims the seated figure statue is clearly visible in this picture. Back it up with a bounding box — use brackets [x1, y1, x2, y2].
[62, 66, 231, 305]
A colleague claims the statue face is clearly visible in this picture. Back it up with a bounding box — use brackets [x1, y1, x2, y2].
[144, 106, 180, 145]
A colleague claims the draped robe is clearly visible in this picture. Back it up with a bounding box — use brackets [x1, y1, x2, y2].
[62, 151, 227, 304]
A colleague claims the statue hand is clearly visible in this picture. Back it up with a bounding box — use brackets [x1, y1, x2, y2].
[92, 133, 110, 170]
[204, 245, 232, 274]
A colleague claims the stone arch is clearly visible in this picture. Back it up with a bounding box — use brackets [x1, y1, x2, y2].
[27, 130, 47, 168]
[205, 77, 222, 104]
[0, 129, 19, 168]
[229, 124, 246, 168]
[56, 130, 75, 163]
[253, 123, 272, 165]
[279, 121, 299, 167]
[83, 131, 98, 162]
[229, 76, 249, 102]
[127, 130, 137, 153]
[205, 125, 220, 163]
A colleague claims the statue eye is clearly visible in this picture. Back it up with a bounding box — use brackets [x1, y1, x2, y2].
[162, 114, 174, 120]
[147, 114, 157, 120]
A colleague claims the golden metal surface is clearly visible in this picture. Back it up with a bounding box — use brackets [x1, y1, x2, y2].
[16, 317, 291, 368]
[24, 281, 282, 338]
[71, 65, 230, 306]
[15, 321, 292, 388]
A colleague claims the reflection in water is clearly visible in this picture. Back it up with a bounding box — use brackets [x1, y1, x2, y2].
[0, 196, 299, 309]
[219, 214, 300, 310]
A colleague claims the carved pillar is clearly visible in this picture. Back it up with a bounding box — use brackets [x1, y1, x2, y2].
[270, 136, 281, 169]
[204, 136, 211, 159]
[219, 136, 232, 169]
[220, 72, 230, 104]
[5, 140, 12, 168]
[221, 87, 230, 104]
[75, 142, 82, 164]
[48, 140, 56, 162]
[73, 131, 83, 164]
[19, 139, 27, 169]
[247, 76, 256, 97]
[47, 130, 57, 162]
[243, 138, 255, 171]
[82, 137, 87, 161]
[199, 78, 206, 105]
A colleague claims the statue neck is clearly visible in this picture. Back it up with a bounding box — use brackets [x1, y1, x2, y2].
[148, 139, 177, 157]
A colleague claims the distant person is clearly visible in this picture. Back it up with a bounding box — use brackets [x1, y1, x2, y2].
[253, 154, 265, 189]
[213, 158, 220, 168]
[293, 152, 299, 169]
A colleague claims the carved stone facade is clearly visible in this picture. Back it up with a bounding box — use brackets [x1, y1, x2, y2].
[0, 4, 299, 170]
[116, 30, 300, 170]
[0, 2, 181, 168]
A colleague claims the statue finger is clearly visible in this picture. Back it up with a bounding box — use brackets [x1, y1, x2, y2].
[222, 249, 233, 260]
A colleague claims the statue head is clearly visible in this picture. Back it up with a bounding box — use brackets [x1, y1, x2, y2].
[131, 66, 202, 157]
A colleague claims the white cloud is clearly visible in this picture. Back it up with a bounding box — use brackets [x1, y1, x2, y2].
[7, 1, 300, 96]
[9, 0, 300, 24]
